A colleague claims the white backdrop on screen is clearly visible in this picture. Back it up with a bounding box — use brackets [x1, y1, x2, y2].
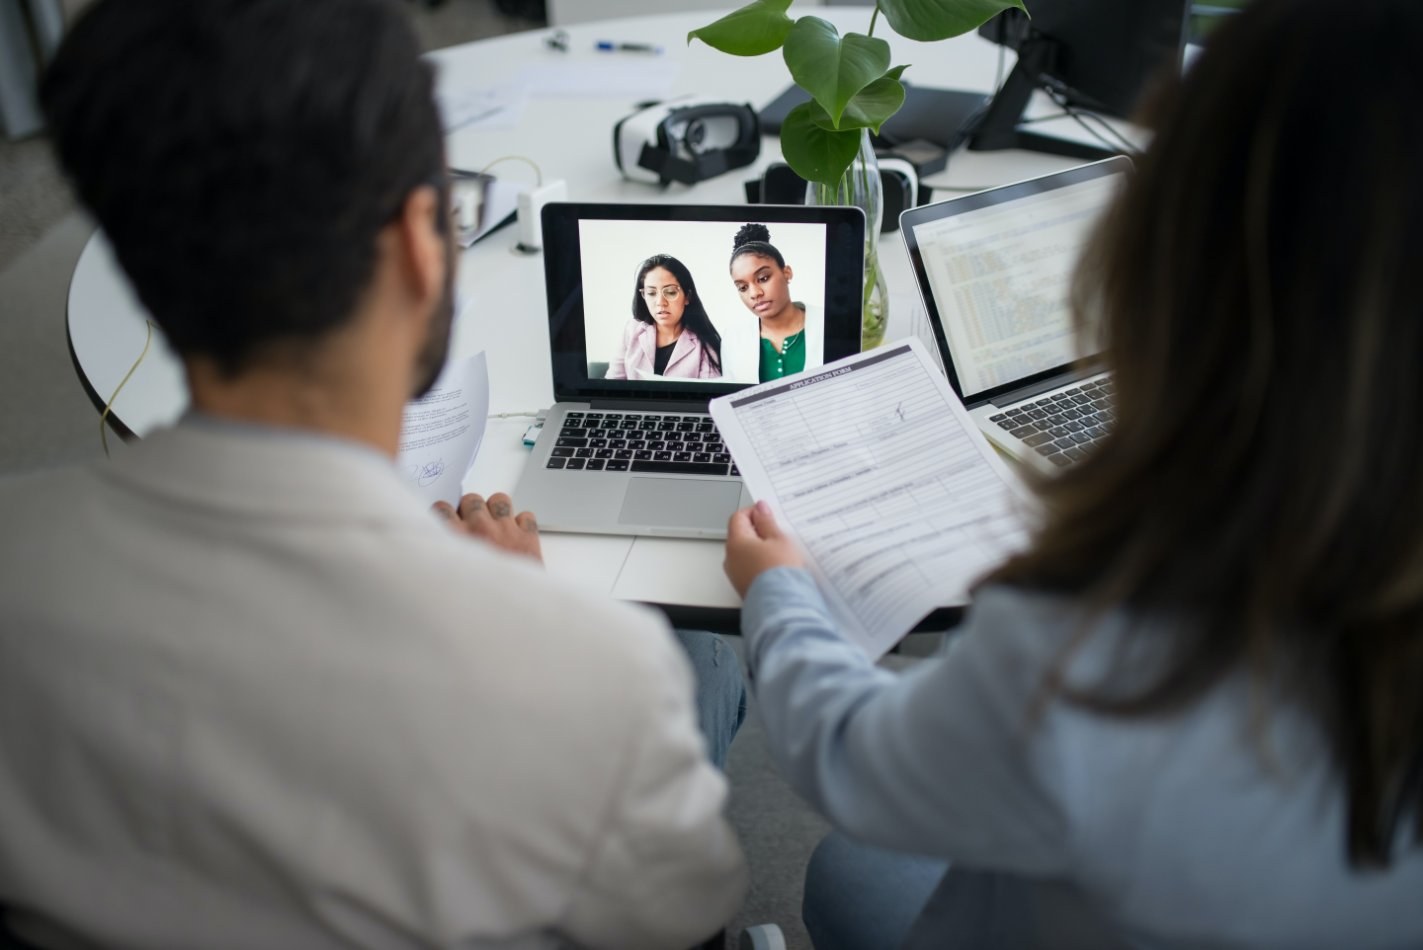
[579, 219, 828, 385]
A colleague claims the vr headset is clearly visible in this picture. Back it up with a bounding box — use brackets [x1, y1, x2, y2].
[614, 97, 760, 186]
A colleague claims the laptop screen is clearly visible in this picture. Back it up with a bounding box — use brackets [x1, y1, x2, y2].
[900, 157, 1130, 403]
[542, 202, 866, 404]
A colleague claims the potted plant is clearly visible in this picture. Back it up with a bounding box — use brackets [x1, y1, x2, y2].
[689, 0, 1026, 348]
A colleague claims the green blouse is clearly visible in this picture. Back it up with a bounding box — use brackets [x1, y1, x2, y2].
[759, 327, 806, 381]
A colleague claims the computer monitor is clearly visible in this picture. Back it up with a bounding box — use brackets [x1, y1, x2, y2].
[969, 0, 1192, 160]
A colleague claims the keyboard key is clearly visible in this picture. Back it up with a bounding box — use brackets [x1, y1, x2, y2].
[546, 457, 567, 469]
[555, 437, 588, 448]
[630, 460, 731, 476]
[1063, 446, 1087, 461]
[989, 413, 1007, 423]
[1044, 453, 1071, 468]
[1024, 432, 1054, 447]
[1034, 442, 1057, 456]
[605, 459, 630, 472]
[550, 447, 574, 458]
[586, 459, 605, 471]
[565, 458, 586, 470]
[1008, 425, 1037, 438]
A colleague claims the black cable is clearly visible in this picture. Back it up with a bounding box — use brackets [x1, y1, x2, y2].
[1041, 86, 1142, 157]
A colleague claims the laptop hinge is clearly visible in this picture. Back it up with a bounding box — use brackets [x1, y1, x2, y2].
[585, 398, 710, 412]
[989, 362, 1105, 407]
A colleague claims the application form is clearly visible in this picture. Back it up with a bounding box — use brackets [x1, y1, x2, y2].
[710, 338, 1031, 657]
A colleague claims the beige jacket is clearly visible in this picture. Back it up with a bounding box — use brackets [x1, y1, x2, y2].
[0, 420, 745, 949]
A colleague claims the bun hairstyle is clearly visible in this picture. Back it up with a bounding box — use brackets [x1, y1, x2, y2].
[731, 222, 785, 268]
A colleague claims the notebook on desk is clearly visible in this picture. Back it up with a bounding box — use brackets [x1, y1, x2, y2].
[899, 156, 1131, 473]
[513, 201, 866, 539]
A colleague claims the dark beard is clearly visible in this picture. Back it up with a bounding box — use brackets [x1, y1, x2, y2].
[410, 237, 456, 400]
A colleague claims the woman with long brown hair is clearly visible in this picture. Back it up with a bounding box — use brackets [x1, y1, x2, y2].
[724, 0, 1423, 946]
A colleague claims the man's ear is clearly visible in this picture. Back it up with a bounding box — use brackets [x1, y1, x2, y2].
[392, 184, 446, 306]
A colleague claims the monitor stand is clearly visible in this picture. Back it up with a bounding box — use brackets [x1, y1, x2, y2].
[966, 38, 1119, 163]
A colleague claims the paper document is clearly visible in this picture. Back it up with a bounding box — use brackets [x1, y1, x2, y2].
[710, 338, 1030, 658]
[436, 83, 527, 133]
[397, 352, 490, 507]
[514, 59, 680, 99]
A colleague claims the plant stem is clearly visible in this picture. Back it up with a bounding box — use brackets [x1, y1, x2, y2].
[867, 3, 881, 38]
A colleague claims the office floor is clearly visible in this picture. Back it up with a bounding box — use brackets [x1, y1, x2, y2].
[0, 3, 884, 948]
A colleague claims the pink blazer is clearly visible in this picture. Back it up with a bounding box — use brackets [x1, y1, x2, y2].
[604, 320, 722, 380]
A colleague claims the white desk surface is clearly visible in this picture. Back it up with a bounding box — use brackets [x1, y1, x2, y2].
[66, 7, 1108, 618]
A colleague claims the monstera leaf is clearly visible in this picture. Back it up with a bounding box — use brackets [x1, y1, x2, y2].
[690, 0, 1028, 185]
[686, 0, 795, 56]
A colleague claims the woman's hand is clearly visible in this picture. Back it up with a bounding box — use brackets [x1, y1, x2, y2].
[724, 500, 805, 598]
[434, 492, 543, 564]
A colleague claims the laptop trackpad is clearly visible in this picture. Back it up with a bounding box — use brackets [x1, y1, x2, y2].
[618, 478, 743, 530]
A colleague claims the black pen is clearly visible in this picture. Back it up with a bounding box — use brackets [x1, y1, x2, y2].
[595, 40, 664, 54]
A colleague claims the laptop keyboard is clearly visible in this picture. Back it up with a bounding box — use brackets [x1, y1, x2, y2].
[989, 376, 1115, 468]
[545, 412, 740, 478]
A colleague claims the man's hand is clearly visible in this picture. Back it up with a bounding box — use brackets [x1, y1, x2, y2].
[724, 500, 804, 598]
[433, 492, 543, 564]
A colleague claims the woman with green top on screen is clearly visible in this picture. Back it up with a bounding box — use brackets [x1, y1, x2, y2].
[730, 223, 808, 381]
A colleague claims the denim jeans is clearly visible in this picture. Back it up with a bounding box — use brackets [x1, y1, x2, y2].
[801, 833, 947, 950]
[671, 629, 746, 771]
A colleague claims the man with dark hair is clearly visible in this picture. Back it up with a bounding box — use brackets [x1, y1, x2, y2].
[0, 1, 746, 947]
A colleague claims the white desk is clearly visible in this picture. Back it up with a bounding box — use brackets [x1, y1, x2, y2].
[66, 8, 1101, 621]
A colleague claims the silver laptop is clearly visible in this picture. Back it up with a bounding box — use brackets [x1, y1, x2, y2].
[899, 156, 1131, 472]
[514, 201, 866, 538]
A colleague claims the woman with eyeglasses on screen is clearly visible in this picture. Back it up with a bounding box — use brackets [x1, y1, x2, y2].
[729, 223, 808, 382]
[722, 0, 1423, 947]
[605, 254, 723, 380]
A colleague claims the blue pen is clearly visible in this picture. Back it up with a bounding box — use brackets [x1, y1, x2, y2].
[596, 40, 664, 54]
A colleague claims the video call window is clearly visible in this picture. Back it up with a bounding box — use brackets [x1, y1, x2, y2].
[577, 219, 829, 386]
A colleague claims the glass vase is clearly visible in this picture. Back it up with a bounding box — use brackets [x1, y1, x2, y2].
[805, 128, 889, 351]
